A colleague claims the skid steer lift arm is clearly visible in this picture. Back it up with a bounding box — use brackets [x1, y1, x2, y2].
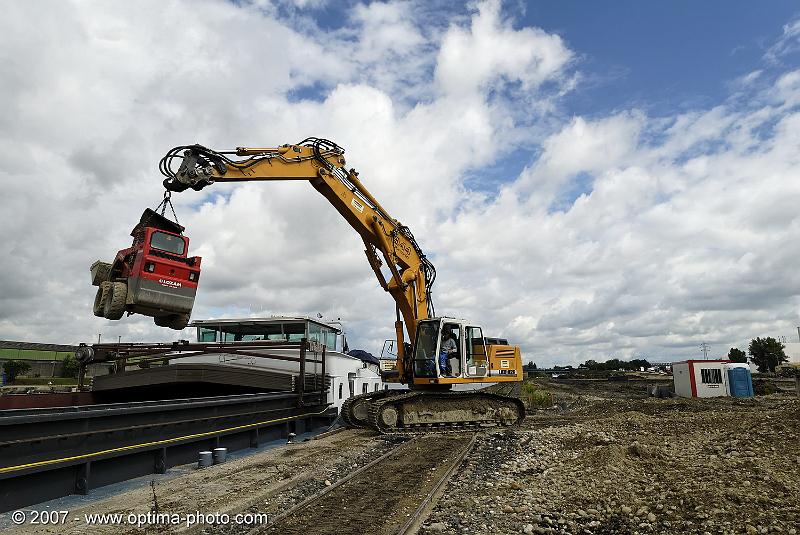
[160, 138, 434, 383]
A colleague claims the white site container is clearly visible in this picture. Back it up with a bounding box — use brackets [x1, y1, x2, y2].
[784, 343, 800, 365]
[672, 360, 731, 398]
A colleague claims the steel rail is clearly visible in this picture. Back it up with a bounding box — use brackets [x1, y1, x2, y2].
[0, 402, 323, 448]
[0, 392, 299, 422]
[248, 433, 477, 535]
[248, 438, 413, 535]
[395, 433, 477, 535]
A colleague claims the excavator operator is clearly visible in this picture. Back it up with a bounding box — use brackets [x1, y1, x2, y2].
[439, 326, 457, 376]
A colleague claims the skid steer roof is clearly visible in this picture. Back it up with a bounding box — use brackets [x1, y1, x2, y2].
[131, 208, 185, 239]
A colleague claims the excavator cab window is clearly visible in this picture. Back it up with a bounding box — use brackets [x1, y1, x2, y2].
[443, 323, 462, 377]
[413, 321, 439, 378]
[465, 326, 488, 377]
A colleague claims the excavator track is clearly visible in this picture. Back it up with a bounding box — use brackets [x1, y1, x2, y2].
[340, 390, 391, 428]
[366, 390, 525, 435]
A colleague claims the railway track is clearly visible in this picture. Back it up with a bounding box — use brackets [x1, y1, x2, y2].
[252, 433, 476, 535]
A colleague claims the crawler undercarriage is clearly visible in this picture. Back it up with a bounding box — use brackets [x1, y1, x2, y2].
[341, 389, 525, 434]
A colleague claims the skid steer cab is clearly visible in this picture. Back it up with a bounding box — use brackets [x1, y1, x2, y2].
[90, 209, 201, 330]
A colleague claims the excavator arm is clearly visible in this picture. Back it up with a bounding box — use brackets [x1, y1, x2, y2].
[160, 138, 435, 382]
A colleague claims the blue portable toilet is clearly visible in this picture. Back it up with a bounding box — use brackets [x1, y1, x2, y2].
[727, 366, 754, 397]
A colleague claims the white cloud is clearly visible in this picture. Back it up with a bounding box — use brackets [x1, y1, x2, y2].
[442, 68, 800, 364]
[1, 0, 799, 369]
[0, 0, 574, 351]
[764, 16, 800, 63]
[512, 111, 646, 205]
[350, 2, 426, 59]
[434, 0, 573, 98]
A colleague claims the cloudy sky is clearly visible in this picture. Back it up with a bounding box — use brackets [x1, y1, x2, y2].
[1, 0, 799, 366]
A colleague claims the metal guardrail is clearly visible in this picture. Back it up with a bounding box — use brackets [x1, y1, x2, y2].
[76, 339, 327, 402]
[0, 392, 335, 512]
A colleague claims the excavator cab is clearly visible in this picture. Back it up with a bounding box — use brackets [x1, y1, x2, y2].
[410, 317, 518, 385]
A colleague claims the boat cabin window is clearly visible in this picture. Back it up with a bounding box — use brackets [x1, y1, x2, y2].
[195, 320, 338, 344]
[199, 327, 217, 342]
[283, 322, 306, 342]
[308, 322, 337, 350]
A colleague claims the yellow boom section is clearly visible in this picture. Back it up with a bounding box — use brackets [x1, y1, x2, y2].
[160, 138, 435, 383]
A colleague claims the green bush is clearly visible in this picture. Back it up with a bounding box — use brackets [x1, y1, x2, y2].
[521, 382, 553, 409]
[3, 360, 31, 382]
[61, 354, 80, 379]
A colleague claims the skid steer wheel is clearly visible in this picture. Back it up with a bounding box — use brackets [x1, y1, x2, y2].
[153, 315, 171, 327]
[93, 282, 111, 317]
[103, 281, 127, 320]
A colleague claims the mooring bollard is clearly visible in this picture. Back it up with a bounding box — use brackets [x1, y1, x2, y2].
[213, 447, 227, 464]
[198, 451, 213, 469]
[287, 432, 296, 444]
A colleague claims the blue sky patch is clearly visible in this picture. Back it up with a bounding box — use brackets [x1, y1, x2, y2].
[548, 171, 594, 214]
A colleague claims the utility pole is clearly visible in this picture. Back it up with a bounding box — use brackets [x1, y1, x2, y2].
[98, 333, 101, 344]
[700, 342, 710, 360]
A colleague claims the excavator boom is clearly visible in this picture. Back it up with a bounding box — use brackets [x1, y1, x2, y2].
[161, 139, 434, 382]
[159, 138, 525, 433]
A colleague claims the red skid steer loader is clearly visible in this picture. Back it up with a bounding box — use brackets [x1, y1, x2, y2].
[90, 209, 201, 330]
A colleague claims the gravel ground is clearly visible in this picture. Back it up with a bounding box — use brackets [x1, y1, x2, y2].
[424, 384, 800, 535]
[5, 429, 399, 535]
[5, 380, 798, 535]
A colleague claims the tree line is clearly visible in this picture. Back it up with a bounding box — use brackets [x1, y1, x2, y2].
[728, 337, 789, 373]
[524, 358, 652, 372]
[581, 358, 652, 371]
[2, 354, 80, 383]
[523, 336, 791, 375]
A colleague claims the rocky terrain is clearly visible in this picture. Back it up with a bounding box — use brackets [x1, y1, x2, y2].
[4, 379, 798, 535]
[425, 382, 800, 535]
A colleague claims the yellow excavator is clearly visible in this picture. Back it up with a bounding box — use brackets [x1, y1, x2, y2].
[161, 138, 524, 433]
